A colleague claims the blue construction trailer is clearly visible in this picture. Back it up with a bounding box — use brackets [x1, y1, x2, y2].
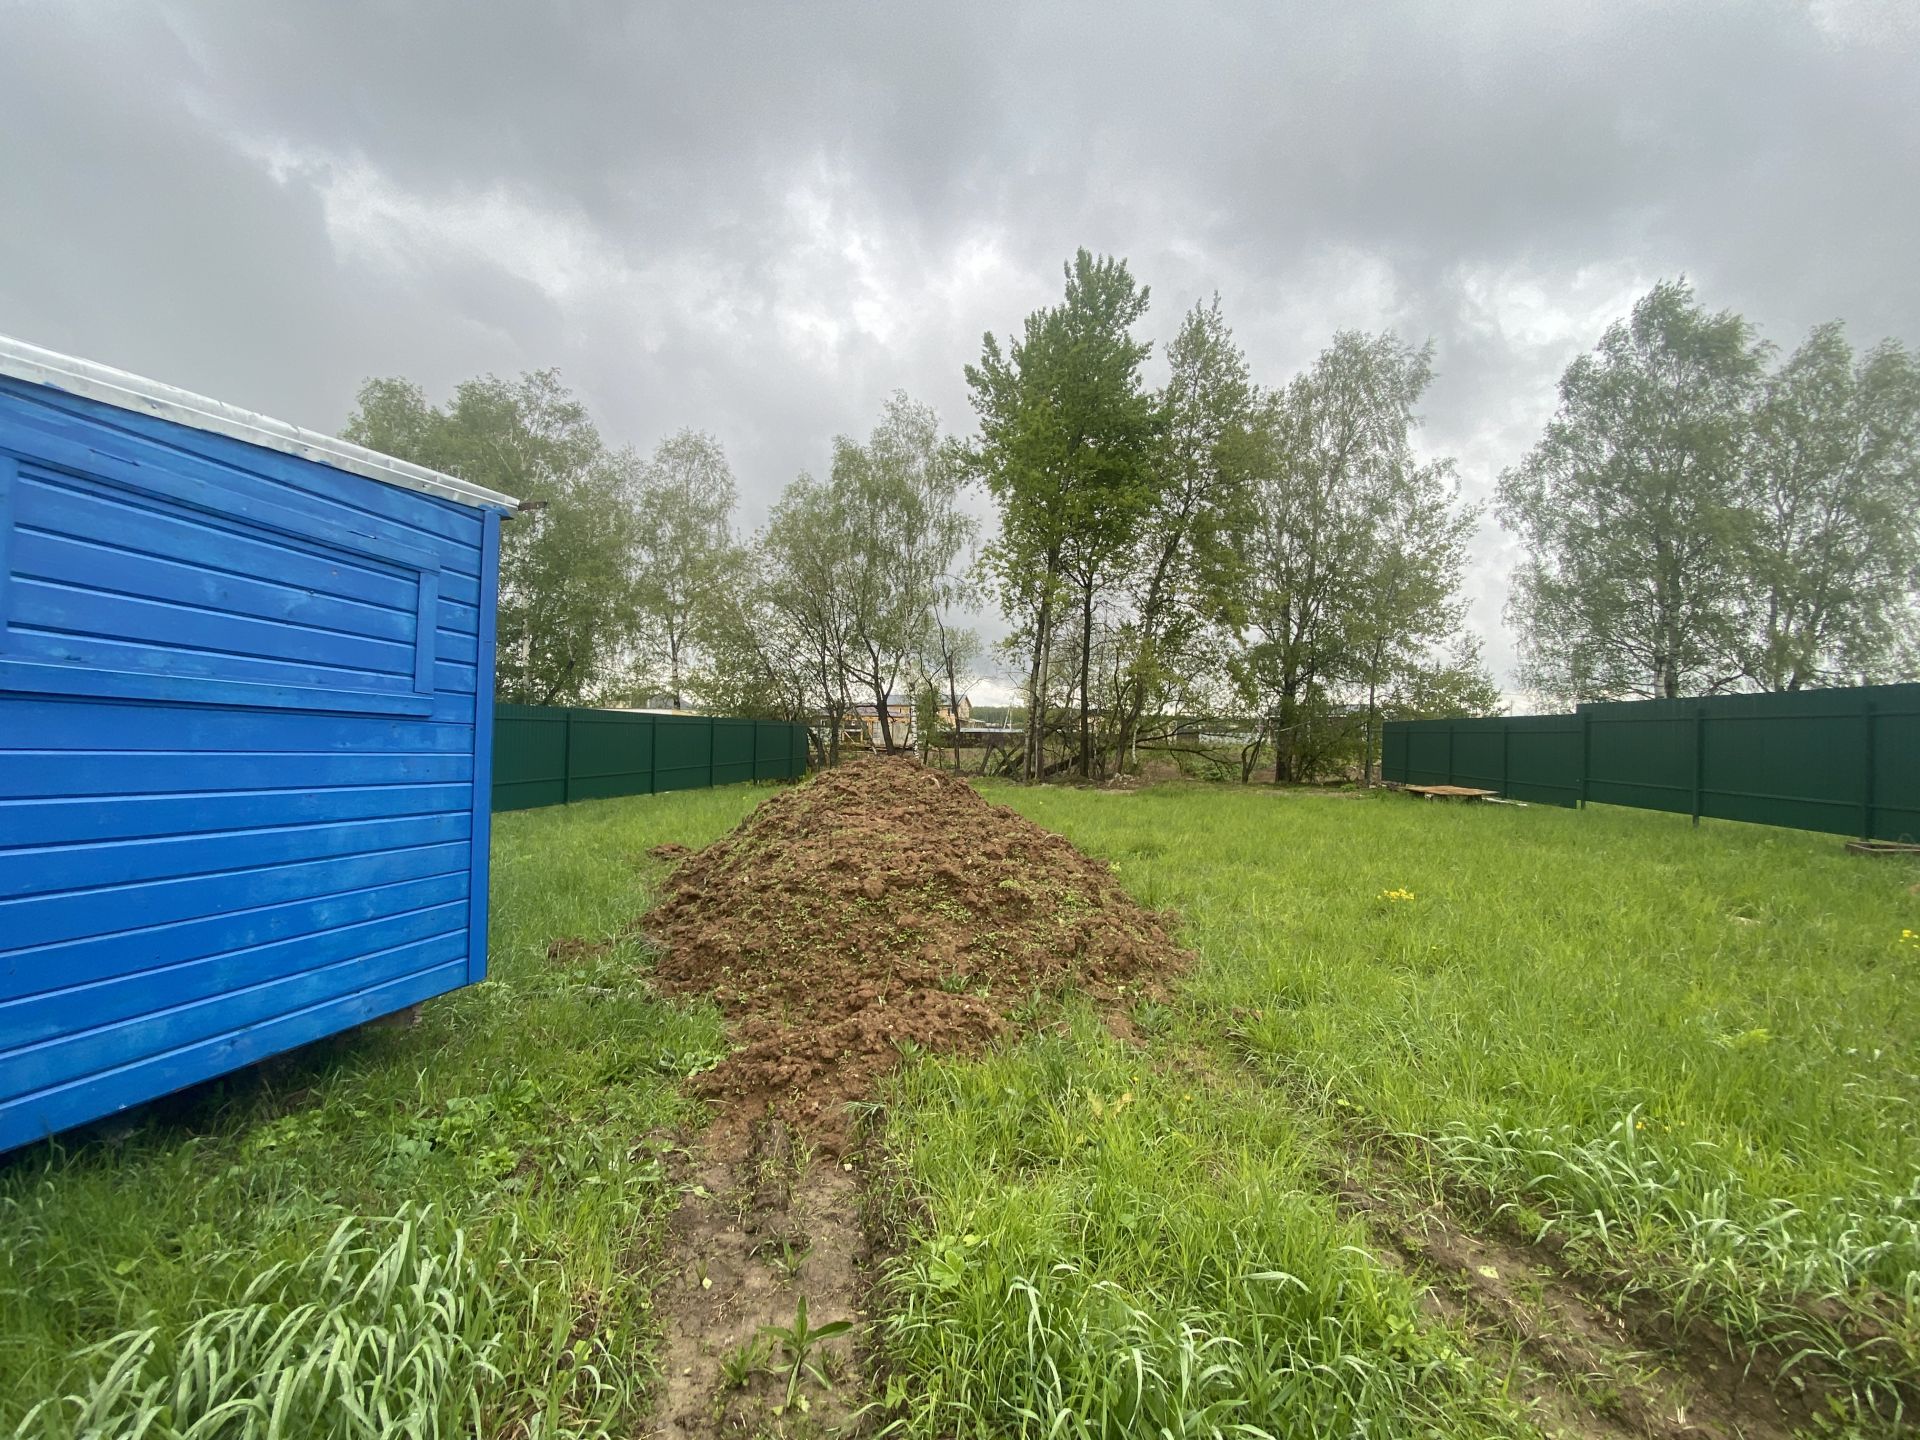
[0, 337, 516, 1152]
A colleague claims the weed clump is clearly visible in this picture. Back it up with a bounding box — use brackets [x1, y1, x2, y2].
[643, 757, 1187, 1147]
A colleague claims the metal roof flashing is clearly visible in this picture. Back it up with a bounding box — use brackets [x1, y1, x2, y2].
[0, 334, 519, 513]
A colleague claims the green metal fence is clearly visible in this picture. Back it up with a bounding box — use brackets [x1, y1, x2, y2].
[1380, 682, 1920, 841]
[492, 704, 811, 812]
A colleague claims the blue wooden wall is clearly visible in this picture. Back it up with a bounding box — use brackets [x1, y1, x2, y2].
[0, 374, 503, 1152]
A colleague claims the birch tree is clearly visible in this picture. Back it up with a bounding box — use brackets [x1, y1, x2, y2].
[966, 249, 1157, 780]
[1498, 280, 1767, 703]
[1744, 323, 1920, 690]
[343, 370, 640, 705]
[631, 429, 739, 707]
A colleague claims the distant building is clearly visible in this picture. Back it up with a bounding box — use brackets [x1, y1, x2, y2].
[843, 693, 972, 749]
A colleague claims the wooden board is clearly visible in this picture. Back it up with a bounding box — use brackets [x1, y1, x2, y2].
[1404, 784, 1500, 800]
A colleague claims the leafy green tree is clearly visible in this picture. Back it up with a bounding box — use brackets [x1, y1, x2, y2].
[1238, 333, 1457, 781]
[1744, 323, 1920, 690]
[1347, 452, 1482, 784]
[631, 430, 741, 708]
[913, 681, 941, 763]
[829, 394, 973, 753]
[686, 545, 815, 730]
[924, 619, 980, 774]
[1498, 280, 1768, 703]
[760, 473, 860, 765]
[1111, 296, 1258, 774]
[1385, 634, 1505, 721]
[967, 250, 1159, 779]
[343, 371, 640, 705]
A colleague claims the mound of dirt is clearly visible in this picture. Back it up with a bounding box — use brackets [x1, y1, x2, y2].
[642, 756, 1188, 1147]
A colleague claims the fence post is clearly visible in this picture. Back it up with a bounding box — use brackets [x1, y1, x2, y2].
[561, 708, 574, 806]
[1446, 723, 1456, 786]
[708, 714, 717, 790]
[646, 714, 657, 795]
[1578, 710, 1590, 809]
[1862, 701, 1876, 841]
[1500, 724, 1510, 797]
[1691, 706, 1704, 828]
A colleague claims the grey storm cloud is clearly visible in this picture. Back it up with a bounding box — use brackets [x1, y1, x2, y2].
[4, 1, 1918, 696]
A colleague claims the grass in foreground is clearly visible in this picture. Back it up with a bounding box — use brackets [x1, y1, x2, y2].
[0, 785, 765, 1438]
[876, 1012, 1537, 1437]
[9, 774, 1917, 1439]
[878, 782, 1917, 1435]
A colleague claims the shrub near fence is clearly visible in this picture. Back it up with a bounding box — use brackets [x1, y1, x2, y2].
[1381, 682, 1920, 842]
[492, 704, 810, 812]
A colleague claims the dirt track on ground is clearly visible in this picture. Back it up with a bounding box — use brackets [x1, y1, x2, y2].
[626, 757, 1190, 1435]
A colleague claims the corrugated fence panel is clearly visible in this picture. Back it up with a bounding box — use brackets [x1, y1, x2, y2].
[712, 718, 756, 786]
[1380, 683, 1920, 840]
[1874, 704, 1920, 842]
[567, 709, 654, 802]
[491, 704, 567, 812]
[654, 713, 714, 794]
[1586, 707, 1694, 815]
[489, 704, 808, 811]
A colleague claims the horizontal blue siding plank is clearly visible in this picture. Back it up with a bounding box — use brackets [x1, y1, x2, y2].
[0, 839, 470, 951]
[0, 697, 476, 754]
[0, 960, 468, 1153]
[0, 810, 470, 900]
[0, 901, 468, 1051]
[15, 471, 421, 614]
[18, 528, 422, 648]
[8, 626, 417, 699]
[1, 928, 468, 1102]
[0, 385, 480, 576]
[0, 658, 435, 718]
[12, 577, 417, 680]
[0, 872, 468, 1001]
[0, 749, 470, 798]
[0, 782, 472, 847]
[436, 625, 479, 665]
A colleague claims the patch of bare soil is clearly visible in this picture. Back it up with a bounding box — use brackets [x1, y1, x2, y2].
[643, 755, 1189, 1152]
[628, 757, 1191, 1436]
[650, 1117, 870, 1437]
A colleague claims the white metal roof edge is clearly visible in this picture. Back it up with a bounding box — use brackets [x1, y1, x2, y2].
[0, 334, 519, 512]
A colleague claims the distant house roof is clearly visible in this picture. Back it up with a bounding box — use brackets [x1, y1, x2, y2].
[849, 693, 969, 716]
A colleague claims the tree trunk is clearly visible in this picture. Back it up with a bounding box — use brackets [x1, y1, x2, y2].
[1025, 580, 1055, 784]
[1240, 717, 1267, 784]
[1078, 581, 1094, 780]
[1365, 680, 1378, 787]
[866, 644, 896, 753]
[944, 658, 964, 776]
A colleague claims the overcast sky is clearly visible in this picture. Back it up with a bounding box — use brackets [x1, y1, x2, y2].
[4, 1, 1918, 701]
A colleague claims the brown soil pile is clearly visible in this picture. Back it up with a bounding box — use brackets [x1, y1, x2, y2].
[642, 756, 1188, 1148]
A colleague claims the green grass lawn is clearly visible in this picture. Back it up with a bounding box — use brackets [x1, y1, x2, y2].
[875, 784, 1920, 1435]
[0, 785, 763, 1439]
[4, 778, 1916, 1438]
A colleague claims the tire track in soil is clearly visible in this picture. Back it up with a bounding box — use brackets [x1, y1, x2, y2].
[1331, 1146, 1807, 1440]
[1168, 1044, 1806, 1440]
[619, 757, 1195, 1436]
[649, 1119, 871, 1437]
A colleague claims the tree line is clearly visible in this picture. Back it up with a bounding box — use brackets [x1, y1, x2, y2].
[1500, 279, 1920, 702]
[343, 256, 1919, 780]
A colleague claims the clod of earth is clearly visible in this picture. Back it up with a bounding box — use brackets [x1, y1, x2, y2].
[642, 756, 1189, 1148]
